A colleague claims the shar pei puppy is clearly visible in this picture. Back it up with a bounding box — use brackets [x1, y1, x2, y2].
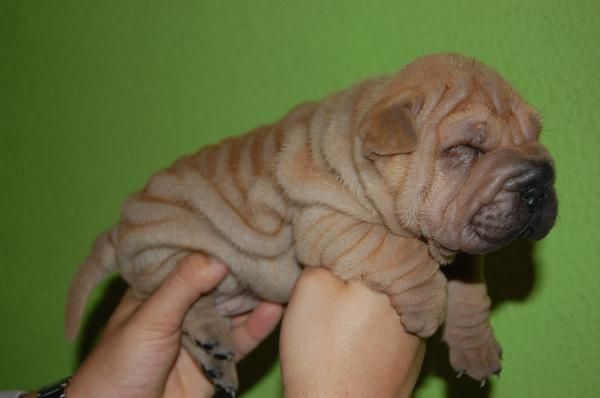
[66, 53, 557, 395]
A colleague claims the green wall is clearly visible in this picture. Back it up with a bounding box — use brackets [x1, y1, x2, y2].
[1, 1, 599, 397]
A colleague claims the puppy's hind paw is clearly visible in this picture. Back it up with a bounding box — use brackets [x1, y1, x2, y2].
[195, 338, 235, 361]
[181, 334, 239, 393]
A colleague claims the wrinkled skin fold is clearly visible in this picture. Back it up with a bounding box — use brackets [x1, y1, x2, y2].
[66, 53, 557, 394]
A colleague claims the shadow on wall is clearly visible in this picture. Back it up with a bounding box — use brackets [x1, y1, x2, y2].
[76, 239, 536, 397]
[76, 276, 128, 363]
[416, 239, 537, 398]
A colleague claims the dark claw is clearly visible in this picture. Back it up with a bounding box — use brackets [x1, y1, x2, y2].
[216, 383, 237, 398]
[456, 370, 464, 379]
[213, 351, 235, 361]
[195, 339, 218, 351]
[494, 368, 502, 378]
[204, 368, 222, 380]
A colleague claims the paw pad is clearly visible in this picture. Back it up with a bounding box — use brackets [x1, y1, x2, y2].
[204, 367, 223, 380]
[213, 351, 235, 361]
[196, 339, 218, 351]
[216, 383, 237, 398]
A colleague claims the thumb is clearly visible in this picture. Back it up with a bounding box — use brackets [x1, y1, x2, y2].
[133, 253, 228, 333]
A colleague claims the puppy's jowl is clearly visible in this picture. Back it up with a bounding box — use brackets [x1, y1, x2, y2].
[66, 54, 557, 395]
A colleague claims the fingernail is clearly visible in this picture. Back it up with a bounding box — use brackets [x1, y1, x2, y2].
[207, 256, 226, 268]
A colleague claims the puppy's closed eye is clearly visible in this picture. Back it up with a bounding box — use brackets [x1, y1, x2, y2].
[444, 144, 484, 168]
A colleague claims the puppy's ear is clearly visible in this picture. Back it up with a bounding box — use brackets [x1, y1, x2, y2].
[362, 95, 423, 160]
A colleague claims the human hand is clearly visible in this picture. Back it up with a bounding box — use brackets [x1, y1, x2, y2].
[66, 253, 283, 398]
[280, 267, 425, 398]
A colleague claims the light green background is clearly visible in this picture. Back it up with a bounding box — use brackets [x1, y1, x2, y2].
[1, 1, 599, 397]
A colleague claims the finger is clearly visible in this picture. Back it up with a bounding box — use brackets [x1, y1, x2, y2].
[164, 348, 216, 397]
[133, 253, 228, 333]
[231, 301, 284, 360]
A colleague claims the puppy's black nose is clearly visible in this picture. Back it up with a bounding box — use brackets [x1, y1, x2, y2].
[536, 161, 555, 185]
[519, 161, 554, 213]
[521, 185, 546, 213]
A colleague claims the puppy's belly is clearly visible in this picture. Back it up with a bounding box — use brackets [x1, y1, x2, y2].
[118, 216, 301, 304]
[117, 191, 301, 304]
[216, 246, 302, 304]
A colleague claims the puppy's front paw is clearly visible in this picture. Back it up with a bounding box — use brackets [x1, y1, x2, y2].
[448, 333, 502, 382]
[399, 306, 445, 337]
[393, 271, 447, 337]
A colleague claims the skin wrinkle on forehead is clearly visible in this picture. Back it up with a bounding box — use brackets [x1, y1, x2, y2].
[439, 105, 540, 153]
[437, 110, 488, 145]
[424, 61, 537, 149]
[513, 104, 543, 144]
[474, 70, 543, 147]
[476, 71, 507, 116]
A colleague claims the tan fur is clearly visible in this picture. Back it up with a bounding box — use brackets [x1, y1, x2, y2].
[66, 54, 556, 394]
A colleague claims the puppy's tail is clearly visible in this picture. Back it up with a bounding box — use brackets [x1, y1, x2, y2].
[65, 227, 119, 340]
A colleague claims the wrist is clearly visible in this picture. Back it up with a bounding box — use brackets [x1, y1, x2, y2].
[21, 376, 73, 398]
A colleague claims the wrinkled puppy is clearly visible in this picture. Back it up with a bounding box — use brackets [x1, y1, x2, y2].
[66, 54, 557, 395]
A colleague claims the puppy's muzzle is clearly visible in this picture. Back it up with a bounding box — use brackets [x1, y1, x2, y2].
[505, 160, 557, 240]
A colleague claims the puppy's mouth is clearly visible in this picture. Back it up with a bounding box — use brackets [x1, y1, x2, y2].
[473, 191, 530, 238]
[461, 164, 557, 254]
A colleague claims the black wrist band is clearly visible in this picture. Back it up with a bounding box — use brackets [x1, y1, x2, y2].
[37, 377, 71, 398]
